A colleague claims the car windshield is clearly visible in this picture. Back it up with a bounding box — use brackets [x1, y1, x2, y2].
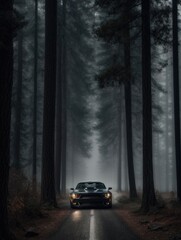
[76, 182, 106, 190]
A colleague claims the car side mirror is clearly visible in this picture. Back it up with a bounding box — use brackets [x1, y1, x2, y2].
[70, 188, 74, 190]
[108, 187, 112, 190]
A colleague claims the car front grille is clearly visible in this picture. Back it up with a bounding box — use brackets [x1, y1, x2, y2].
[80, 194, 103, 199]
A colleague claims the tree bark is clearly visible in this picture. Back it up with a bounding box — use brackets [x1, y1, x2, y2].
[61, 0, 67, 196]
[141, 0, 157, 212]
[124, 81, 137, 199]
[124, 1, 137, 199]
[117, 87, 123, 192]
[172, 0, 181, 201]
[13, 31, 23, 169]
[122, 93, 129, 191]
[41, 0, 57, 206]
[165, 64, 169, 191]
[117, 112, 122, 192]
[55, 2, 63, 195]
[32, 0, 38, 190]
[0, 0, 14, 238]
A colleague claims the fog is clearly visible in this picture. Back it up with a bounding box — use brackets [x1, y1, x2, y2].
[10, 0, 179, 199]
[67, 132, 117, 190]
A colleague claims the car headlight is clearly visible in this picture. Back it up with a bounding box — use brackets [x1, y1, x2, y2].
[104, 193, 111, 199]
[71, 193, 79, 199]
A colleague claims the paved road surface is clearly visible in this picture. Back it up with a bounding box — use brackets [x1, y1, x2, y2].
[48, 205, 139, 240]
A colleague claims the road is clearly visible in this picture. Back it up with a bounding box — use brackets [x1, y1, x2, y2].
[48, 205, 139, 240]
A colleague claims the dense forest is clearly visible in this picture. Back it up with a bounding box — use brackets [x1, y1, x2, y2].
[0, 0, 181, 239]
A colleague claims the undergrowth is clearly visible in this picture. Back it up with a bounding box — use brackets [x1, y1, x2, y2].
[8, 168, 43, 228]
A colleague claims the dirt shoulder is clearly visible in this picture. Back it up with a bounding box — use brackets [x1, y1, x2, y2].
[115, 200, 181, 240]
[11, 201, 69, 240]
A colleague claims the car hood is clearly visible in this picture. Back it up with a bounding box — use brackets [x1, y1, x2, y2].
[73, 189, 109, 194]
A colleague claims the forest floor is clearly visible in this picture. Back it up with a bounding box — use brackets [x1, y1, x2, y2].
[10, 198, 69, 240]
[116, 193, 181, 240]
[11, 194, 181, 240]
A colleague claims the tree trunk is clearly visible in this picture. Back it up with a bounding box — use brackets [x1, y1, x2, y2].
[172, 0, 181, 201]
[122, 92, 129, 191]
[13, 31, 23, 169]
[41, 0, 57, 206]
[165, 64, 169, 192]
[124, 81, 137, 199]
[32, 0, 38, 190]
[55, 2, 63, 195]
[141, 0, 157, 212]
[0, 0, 14, 238]
[61, 0, 67, 196]
[117, 117, 122, 192]
[123, 1, 137, 199]
[117, 88, 123, 192]
[69, 120, 76, 187]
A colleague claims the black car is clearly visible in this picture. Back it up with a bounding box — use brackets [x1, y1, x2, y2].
[69, 181, 112, 208]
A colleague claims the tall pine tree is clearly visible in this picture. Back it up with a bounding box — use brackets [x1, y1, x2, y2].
[0, 0, 14, 238]
[41, 0, 57, 206]
[140, 0, 157, 212]
[172, 0, 181, 201]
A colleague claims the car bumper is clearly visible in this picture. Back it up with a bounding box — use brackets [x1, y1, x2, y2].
[70, 197, 112, 206]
